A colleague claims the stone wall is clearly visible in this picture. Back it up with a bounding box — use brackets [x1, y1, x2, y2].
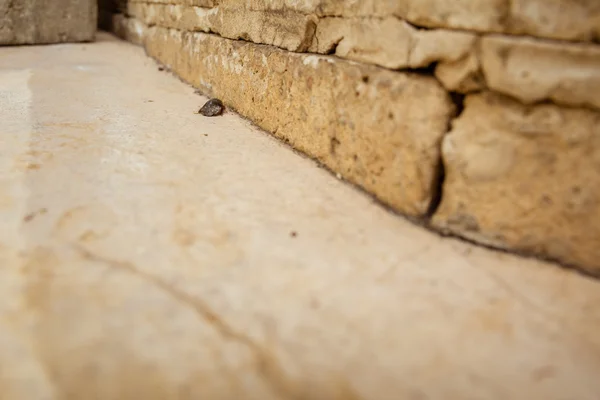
[99, 0, 600, 275]
[1, 0, 97, 44]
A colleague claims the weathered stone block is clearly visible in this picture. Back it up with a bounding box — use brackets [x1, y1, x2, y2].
[433, 92, 600, 274]
[311, 17, 476, 70]
[132, 0, 600, 42]
[142, 26, 455, 217]
[435, 35, 600, 112]
[0, 0, 97, 45]
[480, 35, 600, 110]
[127, 2, 317, 52]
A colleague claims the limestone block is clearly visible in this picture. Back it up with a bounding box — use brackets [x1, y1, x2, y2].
[506, 0, 600, 43]
[127, 3, 214, 33]
[435, 35, 600, 111]
[129, 3, 477, 67]
[142, 26, 454, 217]
[329, 0, 600, 42]
[125, 0, 600, 42]
[206, 0, 600, 42]
[127, 3, 317, 52]
[130, 0, 217, 6]
[0, 0, 97, 45]
[480, 35, 600, 110]
[433, 92, 600, 274]
[212, 7, 317, 52]
[312, 17, 476, 70]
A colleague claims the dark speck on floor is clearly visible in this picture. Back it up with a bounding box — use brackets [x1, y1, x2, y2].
[199, 98, 225, 117]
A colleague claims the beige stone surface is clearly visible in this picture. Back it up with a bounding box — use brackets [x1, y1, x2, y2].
[435, 48, 485, 93]
[399, 0, 600, 42]
[126, 2, 476, 66]
[214, 7, 317, 52]
[435, 34, 600, 111]
[0, 0, 96, 45]
[433, 92, 600, 275]
[2, 32, 600, 400]
[480, 35, 600, 110]
[311, 17, 476, 70]
[112, 2, 600, 111]
[141, 25, 455, 217]
[126, 3, 213, 33]
[127, 2, 317, 52]
[128, 0, 600, 42]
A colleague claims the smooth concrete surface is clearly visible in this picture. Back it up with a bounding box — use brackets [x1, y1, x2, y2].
[1, 33, 600, 400]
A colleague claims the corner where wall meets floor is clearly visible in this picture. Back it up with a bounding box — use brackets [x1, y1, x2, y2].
[98, 0, 600, 276]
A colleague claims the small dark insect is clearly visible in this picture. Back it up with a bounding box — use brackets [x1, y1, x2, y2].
[158, 65, 165, 71]
[290, 231, 297, 238]
[198, 98, 224, 117]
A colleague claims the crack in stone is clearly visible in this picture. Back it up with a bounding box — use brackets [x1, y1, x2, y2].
[424, 91, 464, 220]
[73, 245, 301, 400]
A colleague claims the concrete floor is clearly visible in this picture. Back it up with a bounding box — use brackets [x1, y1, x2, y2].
[1, 33, 600, 400]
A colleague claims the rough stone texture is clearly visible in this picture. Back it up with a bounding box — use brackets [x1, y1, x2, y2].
[435, 47, 485, 93]
[3, 35, 600, 400]
[126, 3, 213, 32]
[142, 25, 455, 217]
[480, 35, 600, 110]
[120, 2, 600, 113]
[127, 2, 317, 52]
[435, 35, 600, 111]
[0, 0, 97, 45]
[126, 2, 477, 65]
[129, 0, 600, 43]
[397, 0, 600, 42]
[437, 35, 600, 111]
[311, 17, 476, 70]
[433, 92, 600, 275]
[99, 10, 147, 44]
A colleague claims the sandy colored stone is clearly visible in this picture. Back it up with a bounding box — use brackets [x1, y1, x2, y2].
[3, 34, 600, 400]
[480, 35, 600, 110]
[0, 0, 97, 45]
[434, 34, 600, 111]
[214, 7, 317, 52]
[506, 0, 600, 42]
[115, 2, 600, 81]
[435, 49, 485, 93]
[140, 25, 454, 217]
[398, 0, 599, 42]
[130, 0, 216, 6]
[126, 3, 316, 52]
[311, 17, 476, 70]
[433, 92, 600, 275]
[127, 2, 476, 68]
[144, 0, 600, 42]
[331, 0, 600, 42]
[120, 0, 600, 42]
